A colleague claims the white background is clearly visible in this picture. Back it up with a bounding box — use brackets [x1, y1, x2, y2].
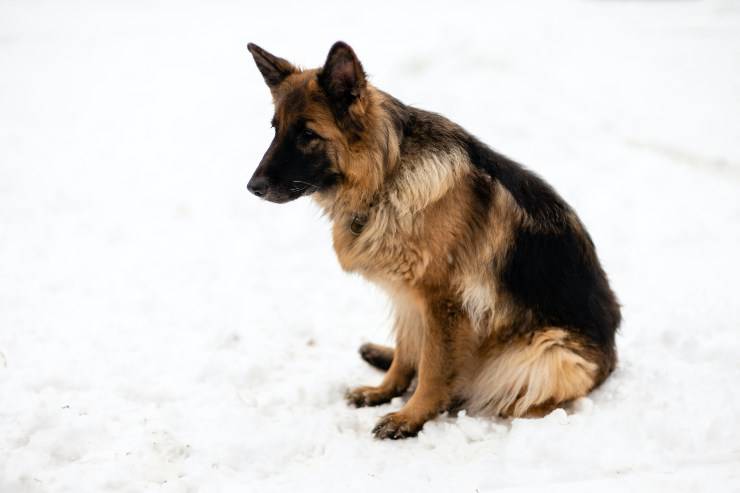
[1, 1, 739, 491]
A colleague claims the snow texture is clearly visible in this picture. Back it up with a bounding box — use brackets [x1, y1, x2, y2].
[1, 1, 740, 491]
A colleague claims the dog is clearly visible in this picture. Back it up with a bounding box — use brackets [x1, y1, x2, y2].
[246, 41, 620, 439]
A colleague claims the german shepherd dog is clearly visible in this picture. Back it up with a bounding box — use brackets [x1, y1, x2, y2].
[246, 41, 620, 439]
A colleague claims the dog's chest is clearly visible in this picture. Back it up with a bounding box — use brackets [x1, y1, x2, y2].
[331, 212, 429, 283]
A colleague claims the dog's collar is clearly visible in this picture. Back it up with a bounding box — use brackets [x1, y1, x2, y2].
[349, 199, 377, 237]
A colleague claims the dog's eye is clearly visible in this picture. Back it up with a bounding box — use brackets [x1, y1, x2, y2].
[302, 128, 318, 141]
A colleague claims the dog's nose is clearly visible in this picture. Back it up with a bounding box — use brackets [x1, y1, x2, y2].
[247, 176, 269, 197]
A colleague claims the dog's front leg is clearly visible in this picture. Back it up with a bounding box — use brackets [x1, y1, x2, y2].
[372, 294, 459, 439]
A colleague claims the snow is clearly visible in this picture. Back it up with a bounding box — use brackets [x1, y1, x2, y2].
[1, 0, 740, 491]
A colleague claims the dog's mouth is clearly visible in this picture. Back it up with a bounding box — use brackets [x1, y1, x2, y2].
[288, 181, 319, 197]
[250, 181, 318, 204]
[279, 185, 317, 203]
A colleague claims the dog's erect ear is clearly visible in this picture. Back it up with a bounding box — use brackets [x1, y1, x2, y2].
[247, 43, 296, 89]
[318, 41, 366, 112]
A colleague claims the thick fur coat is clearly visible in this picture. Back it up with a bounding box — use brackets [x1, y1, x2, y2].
[246, 41, 620, 439]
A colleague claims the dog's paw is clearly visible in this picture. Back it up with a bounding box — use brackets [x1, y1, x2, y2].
[345, 386, 393, 407]
[372, 412, 423, 439]
[358, 343, 393, 371]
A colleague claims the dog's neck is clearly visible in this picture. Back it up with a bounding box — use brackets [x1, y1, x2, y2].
[314, 96, 403, 220]
[313, 184, 380, 235]
[314, 95, 465, 234]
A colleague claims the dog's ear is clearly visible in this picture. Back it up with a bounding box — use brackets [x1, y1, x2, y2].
[247, 43, 296, 89]
[318, 41, 366, 115]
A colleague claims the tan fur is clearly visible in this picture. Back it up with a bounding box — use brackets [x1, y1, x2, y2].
[383, 282, 425, 367]
[256, 55, 612, 436]
[455, 181, 521, 338]
[312, 86, 596, 425]
[466, 329, 598, 417]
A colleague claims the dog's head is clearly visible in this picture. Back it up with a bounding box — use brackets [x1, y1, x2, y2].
[246, 41, 376, 204]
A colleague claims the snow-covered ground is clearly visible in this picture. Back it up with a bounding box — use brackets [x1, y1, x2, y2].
[2, 0, 740, 491]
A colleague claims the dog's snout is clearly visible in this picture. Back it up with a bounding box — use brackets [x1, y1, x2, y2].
[247, 176, 269, 197]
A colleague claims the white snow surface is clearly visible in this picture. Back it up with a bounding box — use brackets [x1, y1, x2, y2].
[2, 1, 740, 491]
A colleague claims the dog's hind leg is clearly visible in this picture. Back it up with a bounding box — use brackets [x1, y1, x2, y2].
[465, 328, 611, 418]
[347, 345, 415, 407]
[359, 342, 394, 371]
[347, 303, 421, 408]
